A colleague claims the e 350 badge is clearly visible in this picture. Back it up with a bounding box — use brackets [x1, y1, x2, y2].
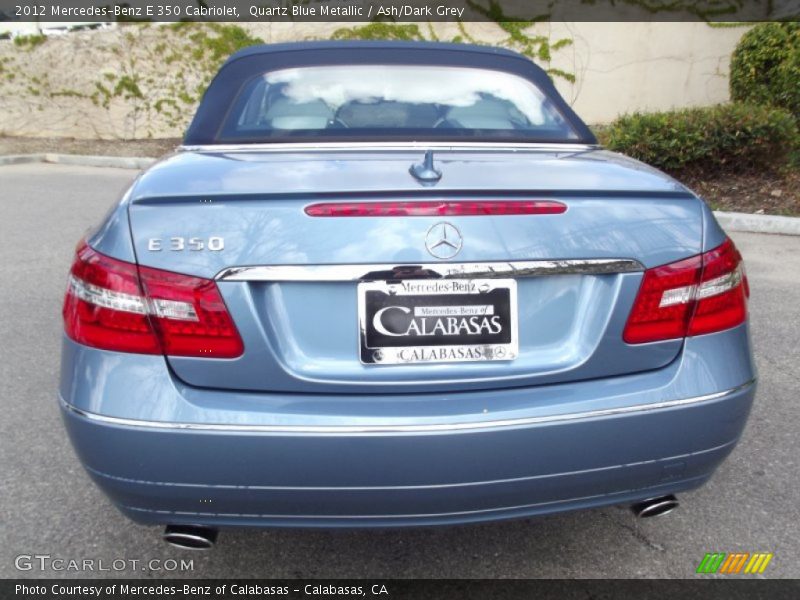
[147, 237, 224, 251]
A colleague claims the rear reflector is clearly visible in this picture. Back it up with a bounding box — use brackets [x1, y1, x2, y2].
[63, 242, 243, 358]
[305, 200, 567, 217]
[623, 238, 748, 344]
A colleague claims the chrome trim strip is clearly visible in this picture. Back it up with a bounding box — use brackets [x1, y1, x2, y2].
[215, 259, 644, 282]
[59, 379, 754, 435]
[180, 142, 597, 153]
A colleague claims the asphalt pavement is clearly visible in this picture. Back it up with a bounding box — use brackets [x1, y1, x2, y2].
[1, 162, 798, 579]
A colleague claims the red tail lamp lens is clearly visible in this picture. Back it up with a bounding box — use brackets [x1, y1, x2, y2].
[63, 242, 243, 358]
[624, 238, 748, 344]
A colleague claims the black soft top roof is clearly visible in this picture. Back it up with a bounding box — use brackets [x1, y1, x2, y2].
[183, 41, 596, 145]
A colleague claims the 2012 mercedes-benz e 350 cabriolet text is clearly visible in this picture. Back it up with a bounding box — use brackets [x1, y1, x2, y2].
[60, 42, 756, 548]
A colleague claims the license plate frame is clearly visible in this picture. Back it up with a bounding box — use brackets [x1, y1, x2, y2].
[358, 278, 518, 365]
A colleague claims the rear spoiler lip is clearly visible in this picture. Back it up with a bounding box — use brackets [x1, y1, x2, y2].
[178, 141, 599, 153]
[215, 258, 645, 283]
[130, 145, 694, 202]
[129, 189, 696, 205]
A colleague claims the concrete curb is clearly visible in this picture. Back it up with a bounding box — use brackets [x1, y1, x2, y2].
[0, 153, 156, 169]
[2, 153, 799, 236]
[0, 154, 47, 165]
[713, 211, 800, 237]
[44, 153, 157, 170]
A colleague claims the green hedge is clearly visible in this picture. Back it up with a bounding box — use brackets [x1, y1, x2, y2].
[730, 22, 800, 121]
[599, 103, 798, 173]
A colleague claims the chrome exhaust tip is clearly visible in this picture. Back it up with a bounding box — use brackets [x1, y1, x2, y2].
[631, 494, 679, 518]
[163, 525, 218, 550]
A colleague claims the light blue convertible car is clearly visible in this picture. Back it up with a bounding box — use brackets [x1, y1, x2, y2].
[59, 42, 756, 549]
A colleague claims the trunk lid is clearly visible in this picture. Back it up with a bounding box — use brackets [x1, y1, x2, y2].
[128, 147, 702, 394]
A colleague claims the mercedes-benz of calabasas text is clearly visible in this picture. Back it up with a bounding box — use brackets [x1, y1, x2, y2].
[59, 42, 756, 548]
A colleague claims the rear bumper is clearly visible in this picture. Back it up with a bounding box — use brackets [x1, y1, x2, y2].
[59, 324, 757, 528]
[61, 383, 753, 527]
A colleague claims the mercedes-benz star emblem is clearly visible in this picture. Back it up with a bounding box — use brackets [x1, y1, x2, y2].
[425, 222, 463, 260]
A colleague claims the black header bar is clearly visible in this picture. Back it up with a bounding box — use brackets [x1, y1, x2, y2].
[0, 0, 798, 23]
[5, 579, 800, 600]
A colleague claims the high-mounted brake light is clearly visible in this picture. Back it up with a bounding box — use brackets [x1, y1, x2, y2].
[305, 200, 567, 217]
[623, 238, 748, 344]
[63, 242, 243, 358]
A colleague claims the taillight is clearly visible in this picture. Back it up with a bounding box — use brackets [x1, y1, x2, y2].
[687, 240, 749, 336]
[138, 266, 244, 358]
[305, 200, 567, 217]
[623, 238, 748, 344]
[63, 242, 243, 358]
[63, 242, 159, 354]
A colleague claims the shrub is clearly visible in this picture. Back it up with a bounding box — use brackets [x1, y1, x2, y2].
[730, 22, 800, 121]
[331, 23, 425, 41]
[13, 34, 47, 49]
[600, 103, 798, 174]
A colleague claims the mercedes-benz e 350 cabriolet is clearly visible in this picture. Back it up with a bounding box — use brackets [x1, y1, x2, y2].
[59, 42, 756, 549]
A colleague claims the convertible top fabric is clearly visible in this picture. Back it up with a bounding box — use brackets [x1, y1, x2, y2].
[183, 41, 596, 145]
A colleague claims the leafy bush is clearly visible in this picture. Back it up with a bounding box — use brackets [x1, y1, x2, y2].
[331, 23, 425, 41]
[13, 34, 47, 49]
[730, 22, 800, 121]
[600, 103, 798, 174]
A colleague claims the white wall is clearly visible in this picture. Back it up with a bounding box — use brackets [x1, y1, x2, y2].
[547, 22, 749, 123]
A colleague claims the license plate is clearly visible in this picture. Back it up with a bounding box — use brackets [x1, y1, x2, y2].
[358, 279, 518, 365]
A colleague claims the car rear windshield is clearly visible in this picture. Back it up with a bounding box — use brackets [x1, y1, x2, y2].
[217, 65, 581, 143]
